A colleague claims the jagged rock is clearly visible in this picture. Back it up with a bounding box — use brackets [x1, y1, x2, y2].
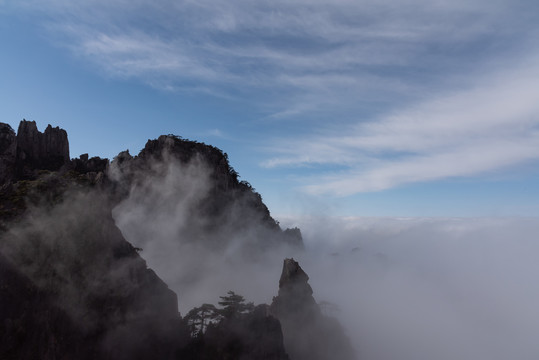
[0, 120, 71, 181]
[271, 259, 319, 323]
[16, 120, 69, 177]
[110, 135, 303, 254]
[71, 153, 109, 175]
[270, 259, 355, 360]
[282, 227, 305, 249]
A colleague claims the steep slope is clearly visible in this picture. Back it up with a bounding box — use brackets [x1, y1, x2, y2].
[0, 122, 185, 358]
[0, 252, 97, 360]
[0, 120, 301, 359]
[0, 181, 186, 359]
[109, 134, 303, 252]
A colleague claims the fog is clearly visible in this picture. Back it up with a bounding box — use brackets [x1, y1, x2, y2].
[111, 155, 298, 312]
[5, 152, 537, 359]
[280, 216, 539, 360]
[110, 154, 539, 359]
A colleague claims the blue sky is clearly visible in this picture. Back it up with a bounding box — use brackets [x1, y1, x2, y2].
[1, 0, 539, 217]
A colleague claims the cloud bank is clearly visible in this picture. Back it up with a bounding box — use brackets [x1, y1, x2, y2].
[113, 172, 539, 360]
[279, 216, 539, 360]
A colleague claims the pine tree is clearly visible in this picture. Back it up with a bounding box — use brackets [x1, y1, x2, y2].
[217, 291, 254, 319]
[184, 303, 220, 336]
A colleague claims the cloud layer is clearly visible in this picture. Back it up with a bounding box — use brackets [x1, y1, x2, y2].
[279, 215, 539, 360]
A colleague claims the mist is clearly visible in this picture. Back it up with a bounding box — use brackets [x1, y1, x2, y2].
[111, 154, 300, 312]
[2, 142, 538, 359]
[109, 152, 539, 359]
[281, 216, 539, 360]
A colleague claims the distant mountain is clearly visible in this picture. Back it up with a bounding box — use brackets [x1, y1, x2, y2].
[0, 120, 352, 359]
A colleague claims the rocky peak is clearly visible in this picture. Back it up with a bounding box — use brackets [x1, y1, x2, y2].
[0, 120, 71, 182]
[270, 258, 355, 360]
[278, 258, 315, 301]
[16, 120, 41, 160]
[271, 258, 318, 318]
[1, 120, 71, 183]
[42, 124, 70, 161]
[279, 258, 310, 288]
[16, 120, 69, 170]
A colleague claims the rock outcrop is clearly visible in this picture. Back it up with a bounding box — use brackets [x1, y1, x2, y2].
[180, 304, 289, 360]
[16, 120, 69, 177]
[270, 259, 355, 360]
[0, 120, 70, 182]
[0, 121, 303, 251]
[108, 134, 304, 253]
[0, 123, 17, 184]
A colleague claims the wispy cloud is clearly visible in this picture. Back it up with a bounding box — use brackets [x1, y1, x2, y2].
[264, 58, 539, 194]
[8, 0, 539, 195]
[10, 0, 536, 113]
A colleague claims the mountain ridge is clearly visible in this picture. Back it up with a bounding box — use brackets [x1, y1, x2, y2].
[0, 120, 353, 360]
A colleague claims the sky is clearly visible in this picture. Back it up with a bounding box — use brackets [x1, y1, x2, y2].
[1, 0, 539, 217]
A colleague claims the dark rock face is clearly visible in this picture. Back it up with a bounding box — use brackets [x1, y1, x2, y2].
[109, 134, 303, 254]
[270, 259, 355, 360]
[16, 120, 69, 177]
[180, 305, 289, 360]
[0, 120, 70, 181]
[0, 190, 184, 360]
[0, 252, 98, 360]
[0, 123, 17, 184]
[0, 121, 187, 359]
[71, 153, 109, 174]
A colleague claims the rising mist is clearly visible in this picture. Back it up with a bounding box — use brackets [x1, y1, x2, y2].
[109, 149, 539, 359]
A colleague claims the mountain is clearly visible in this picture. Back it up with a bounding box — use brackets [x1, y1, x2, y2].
[0, 120, 352, 359]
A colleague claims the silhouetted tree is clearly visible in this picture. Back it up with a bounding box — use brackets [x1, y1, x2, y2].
[184, 303, 220, 337]
[217, 291, 254, 319]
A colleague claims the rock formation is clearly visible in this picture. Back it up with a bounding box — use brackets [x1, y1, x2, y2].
[107, 133, 304, 254]
[0, 119, 357, 360]
[0, 123, 17, 184]
[270, 259, 355, 360]
[0, 120, 306, 360]
[15, 120, 69, 177]
[0, 120, 70, 182]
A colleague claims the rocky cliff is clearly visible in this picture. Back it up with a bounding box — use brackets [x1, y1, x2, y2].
[270, 259, 355, 360]
[0, 120, 351, 360]
[0, 120, 296, 359]
[0, 123, 17, 184]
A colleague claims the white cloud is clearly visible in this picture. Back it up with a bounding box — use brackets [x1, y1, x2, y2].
[10, 0, 536, 110]
[263, 57, 539, 194]
[277, 215, 539, 360]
